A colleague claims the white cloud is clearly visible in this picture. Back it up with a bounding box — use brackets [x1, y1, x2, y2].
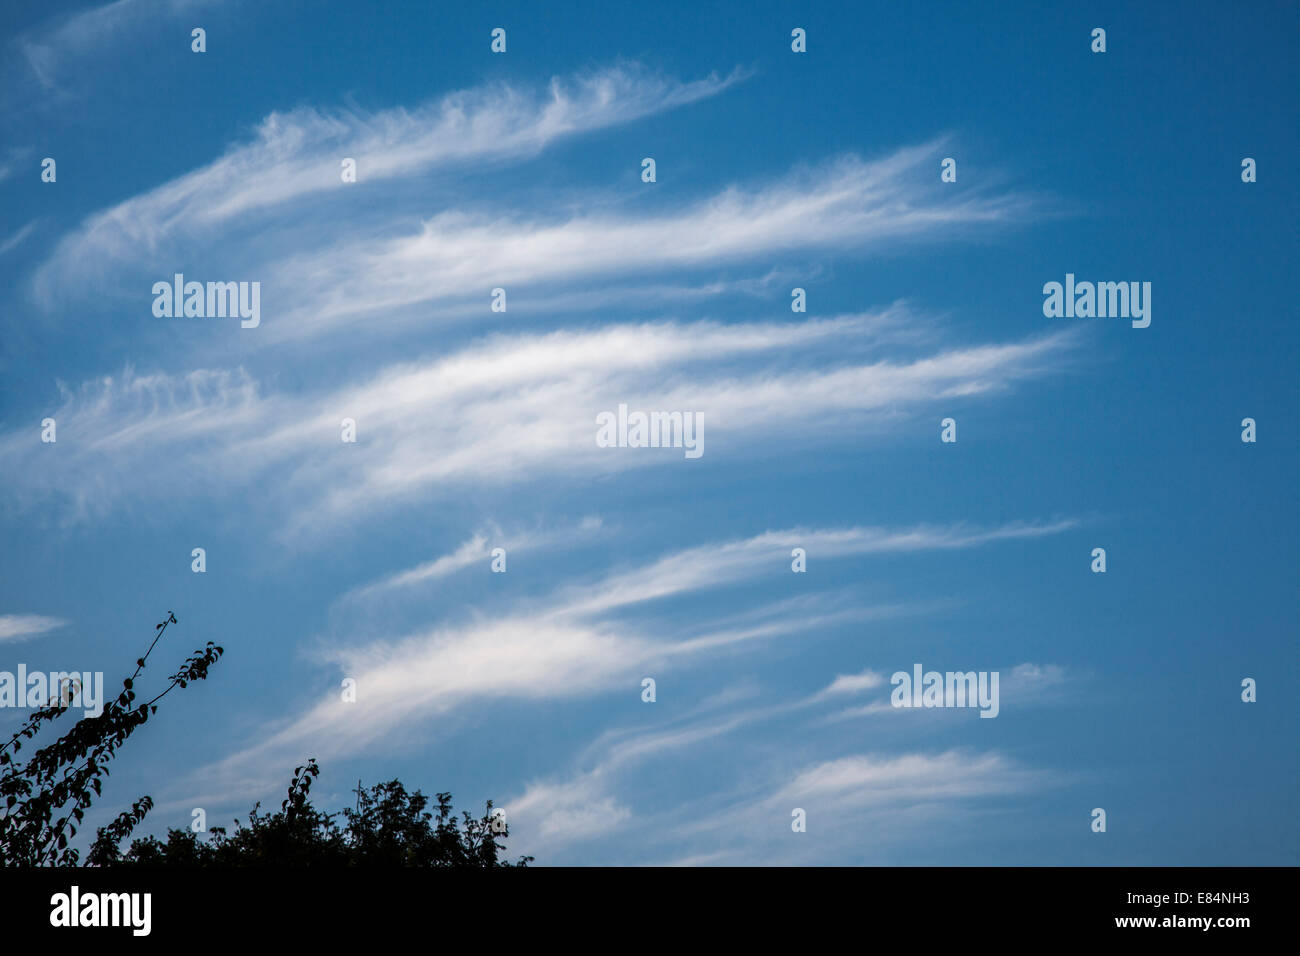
[251, 142, 1029, 340]
[644, 748, 1049, 865]
[0, 147, 33, 184]
[817, 670, 887, 698]
[0, 614, 67, 643]
[346, 516, 604, 599]
[509, 736, 1048, 863]
[31, 122, 1036, 349]
[507, 773, 632, 843]
[0, 312, 1078, 528]
[0, 220, 39, 256]
[772, 750, 1036, 808]
[32, 64, 743, 303]
[554, 518, 1078, 621]
[169, 518, 1073, 808]
[9, 0, 220, 99]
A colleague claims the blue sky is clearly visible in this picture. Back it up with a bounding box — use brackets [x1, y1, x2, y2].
[1, 0, 1296, 865]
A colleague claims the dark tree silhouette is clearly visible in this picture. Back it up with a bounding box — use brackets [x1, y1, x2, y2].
[0, 612, 223, 866]
[107, 758, 532, 867]
[1, 612, 531, 867]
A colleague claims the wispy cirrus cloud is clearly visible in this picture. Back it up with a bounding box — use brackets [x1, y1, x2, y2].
[508, 739, 1049, 862]
[0, 146, 33, 184]
[505, 657, 1072, 859]
[645, 748, 1052, 866]
[0, 221, 40, 257]
[0, 614, 67, 643]
[165, 516, 1073, 811]
[0, 310, 1078, 527]
[552, 519, 1078, 621]
[344, 515, 605, 600]
[32, 63, 745, 304]
[5, 0, 221, 104]
[247, 141, 1032, 341]
[31, 84, 1037, 349]
[816, 669, 888, 698]
[772, 750, 1040, 809]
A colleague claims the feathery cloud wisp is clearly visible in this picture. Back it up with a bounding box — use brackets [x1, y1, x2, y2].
[32, 64, 745, 304]
[171, 517, 1074, 807]
[0, 312, 1078, 527]
[0, 614, 67, 643]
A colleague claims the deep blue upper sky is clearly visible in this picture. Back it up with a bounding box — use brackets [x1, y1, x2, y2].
[1, 0, 1296, 864]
